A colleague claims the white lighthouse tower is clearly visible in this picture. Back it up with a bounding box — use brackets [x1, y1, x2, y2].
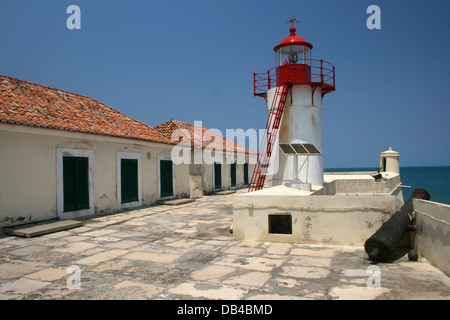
[249, 19, 335, 192]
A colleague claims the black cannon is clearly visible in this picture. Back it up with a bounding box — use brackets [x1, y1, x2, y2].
[364, 188, 430, 262]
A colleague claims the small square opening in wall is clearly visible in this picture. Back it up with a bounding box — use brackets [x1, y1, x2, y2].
[268, 214, 292, 234]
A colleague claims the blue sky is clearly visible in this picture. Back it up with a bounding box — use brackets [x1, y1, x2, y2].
[1, 0, 449, 168]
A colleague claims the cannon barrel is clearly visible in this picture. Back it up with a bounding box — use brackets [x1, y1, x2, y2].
[364, 188, 430, 262]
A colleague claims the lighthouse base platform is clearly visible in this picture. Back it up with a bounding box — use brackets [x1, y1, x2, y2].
[233, 171, 405, 246]
[285, 182, 311, 191]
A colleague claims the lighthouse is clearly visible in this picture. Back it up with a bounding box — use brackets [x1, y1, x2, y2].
[249, 19, 335, 191]
[235, 21, 406, 247]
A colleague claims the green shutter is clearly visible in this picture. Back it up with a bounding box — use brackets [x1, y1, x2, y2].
[129, 159, 138, 202]
[63, 157, 76, 212]
[63, 156, 89, 212]
[160, 160, 173, 198]
[231, 163, 236, 187]
[121, 158, 138, 204]
[214, 162, 222, 190]
[244, 163, 249, 185]
[121, 159, 129, 203]
[76, 157, 89, 209]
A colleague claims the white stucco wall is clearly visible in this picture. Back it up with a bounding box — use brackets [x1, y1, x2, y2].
[233, 186, 397, 246]
[266, 85, 324, 187]
[0, 124, 189, 227]
[413, 199, 450, 277]
[233, 172, 404, 246]
[201, 153, 255, 194]
[0, 124, 255, 227]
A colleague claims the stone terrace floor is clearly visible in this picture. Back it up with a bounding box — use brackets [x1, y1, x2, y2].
[0, 189, 449, 300]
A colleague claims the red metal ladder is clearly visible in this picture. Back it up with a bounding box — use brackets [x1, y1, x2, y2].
[248, 82, 292, 192]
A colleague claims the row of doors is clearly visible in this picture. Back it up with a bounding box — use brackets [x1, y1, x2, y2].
[214, 162, 249, 190]
[121, 158, 174, 201]
[63, 156, 249, 212]
[62, 156, 174, 212]
[120, 158, 174, 204]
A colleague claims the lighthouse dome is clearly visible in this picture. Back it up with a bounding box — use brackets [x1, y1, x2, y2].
[273, 26, 313, 51]
[273, 25, 313, 67]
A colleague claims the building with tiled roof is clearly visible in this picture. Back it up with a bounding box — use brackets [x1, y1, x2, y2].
[154, 119, 252, 154]
[154, 119, 256, 197]
[0, 75, 189, 227]
[0, 74, 173, 145]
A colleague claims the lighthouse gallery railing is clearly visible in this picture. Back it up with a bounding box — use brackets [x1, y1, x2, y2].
[253, 59, 335, 97]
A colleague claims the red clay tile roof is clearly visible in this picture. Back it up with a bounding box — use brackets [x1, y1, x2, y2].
[0, 74, 174, 145]
[154, 119, 253, 154]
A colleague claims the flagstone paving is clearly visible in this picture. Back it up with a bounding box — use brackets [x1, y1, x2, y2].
[0, 190, 449, 300]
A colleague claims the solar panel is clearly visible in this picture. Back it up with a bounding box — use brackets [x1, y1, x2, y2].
[303, 143, 321, 155]
[279, 144, 296, 154]
[291, 143, 308, 154]
[280, 143, 322, 155]
[279, 143, 321, 155]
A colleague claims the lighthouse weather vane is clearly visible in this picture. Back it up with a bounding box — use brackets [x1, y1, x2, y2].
[286, 18, 299, 27]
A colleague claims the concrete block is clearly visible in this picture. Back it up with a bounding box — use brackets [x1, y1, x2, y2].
[3, 219, 83, 238]
[156, 198, 195, 206]
[211, 190, 236, 195]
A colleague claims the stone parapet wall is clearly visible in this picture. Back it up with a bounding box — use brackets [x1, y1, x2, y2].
[413, 199, 450, 277]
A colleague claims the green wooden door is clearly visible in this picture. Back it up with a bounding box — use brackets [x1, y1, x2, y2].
[121, 158, 138, 204]
[214, 162, 222, 190]
[160, 160, 173, 198]
[63, 156, 89, 212]
[244, 163, 249, 185]
[230, 163, 236, 187]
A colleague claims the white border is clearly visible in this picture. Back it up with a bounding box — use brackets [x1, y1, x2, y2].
[157, 154, 176, 200]
[56, 148, 94, 219]
[117, 152, 142, 210]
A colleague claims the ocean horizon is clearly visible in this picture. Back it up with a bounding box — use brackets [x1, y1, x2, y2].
[324, 166, 450, 205]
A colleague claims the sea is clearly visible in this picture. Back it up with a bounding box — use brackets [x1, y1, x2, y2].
[324, 166, 450, 206]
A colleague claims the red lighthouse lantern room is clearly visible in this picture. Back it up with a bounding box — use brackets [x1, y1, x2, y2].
[253, 19, 335, 98]
[274, 23, 313, 84]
